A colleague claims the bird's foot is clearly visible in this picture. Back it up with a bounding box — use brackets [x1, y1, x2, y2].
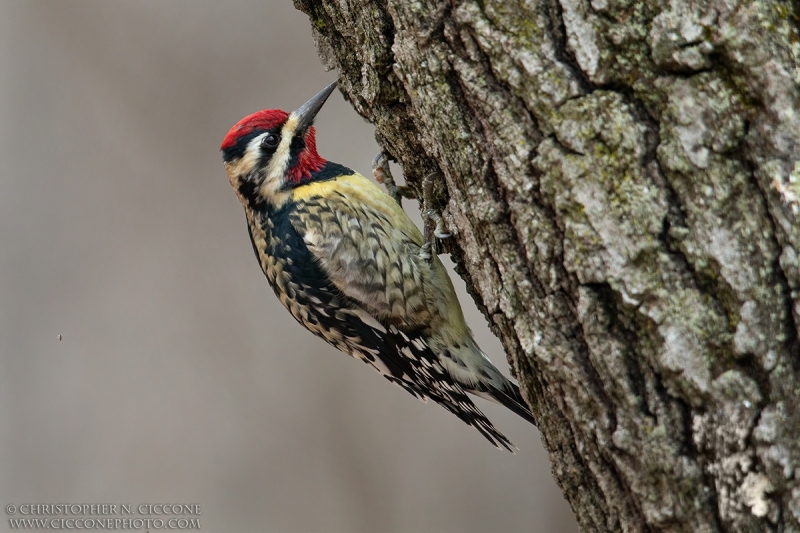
[422, 171, 451, 240]
[372, 152, 414, 206]
[419, 171, 451, 263]
[372, 153, 449, 263]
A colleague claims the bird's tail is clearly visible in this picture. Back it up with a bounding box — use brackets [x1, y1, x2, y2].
[441, 338, 537, 427]
[382, 357, 519, 452]
[492, 381, 537, 425]
[468, 379, 537, 426]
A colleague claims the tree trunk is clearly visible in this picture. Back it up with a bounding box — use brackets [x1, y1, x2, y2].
[293, 0, 800, 531]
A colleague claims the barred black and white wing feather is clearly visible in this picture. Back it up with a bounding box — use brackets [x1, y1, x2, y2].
[286, 172, 527, 451]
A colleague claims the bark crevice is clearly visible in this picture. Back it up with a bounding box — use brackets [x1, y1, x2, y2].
[547, 0, 595, 94]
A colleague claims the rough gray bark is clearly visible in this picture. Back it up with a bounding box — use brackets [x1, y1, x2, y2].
[293, 0, 800, 531]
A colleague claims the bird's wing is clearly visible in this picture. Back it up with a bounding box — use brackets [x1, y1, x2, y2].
[288, 172, 457, 330]
[286, 172, 516, 450]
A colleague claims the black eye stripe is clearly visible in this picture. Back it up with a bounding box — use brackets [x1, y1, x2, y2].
[222, 130, 260, 162]
[221, 127, 282, 163]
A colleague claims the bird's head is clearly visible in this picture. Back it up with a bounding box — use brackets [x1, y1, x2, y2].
[221, 82, 337, 209]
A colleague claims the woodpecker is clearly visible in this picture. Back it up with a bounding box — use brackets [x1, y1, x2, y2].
[221, 82, 535, 451]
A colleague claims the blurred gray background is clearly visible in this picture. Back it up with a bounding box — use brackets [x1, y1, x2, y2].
[0, 1, 578, 532]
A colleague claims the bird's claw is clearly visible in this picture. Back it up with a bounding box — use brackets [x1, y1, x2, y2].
[420, 171, 451, 263]
[372, 152, 414, 206]
[372, 153, 450, 263]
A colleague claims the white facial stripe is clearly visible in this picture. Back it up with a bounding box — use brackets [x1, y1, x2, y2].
[223, 134, 264, 183]
[256, 115, 299, 205]
[266, 116, 298, 184]
[247, 134, 265, 153]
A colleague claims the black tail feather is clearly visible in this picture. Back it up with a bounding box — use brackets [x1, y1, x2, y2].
[431, 391, 517, 452]
[499, 381, 537, 425]
[471, 381, 537, 426]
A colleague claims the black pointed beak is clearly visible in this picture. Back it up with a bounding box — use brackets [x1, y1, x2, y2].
[293, 81, 337, 134]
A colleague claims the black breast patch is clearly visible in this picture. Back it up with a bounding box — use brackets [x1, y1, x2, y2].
[251, 201, 413, 379]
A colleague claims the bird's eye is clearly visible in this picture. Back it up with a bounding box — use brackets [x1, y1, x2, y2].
[262, 133, 279, 148]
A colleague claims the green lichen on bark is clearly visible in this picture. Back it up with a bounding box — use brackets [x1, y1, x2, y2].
[294, 0, 800, 531]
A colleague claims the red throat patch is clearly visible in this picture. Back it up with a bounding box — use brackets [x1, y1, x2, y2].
[286, 126, 326, 184]
[221, 109, 289, 150]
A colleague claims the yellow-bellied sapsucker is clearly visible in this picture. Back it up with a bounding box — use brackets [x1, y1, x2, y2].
[221, 82, 535, 450]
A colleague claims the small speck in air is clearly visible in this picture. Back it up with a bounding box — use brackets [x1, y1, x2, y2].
[57, 334, 63, 341]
